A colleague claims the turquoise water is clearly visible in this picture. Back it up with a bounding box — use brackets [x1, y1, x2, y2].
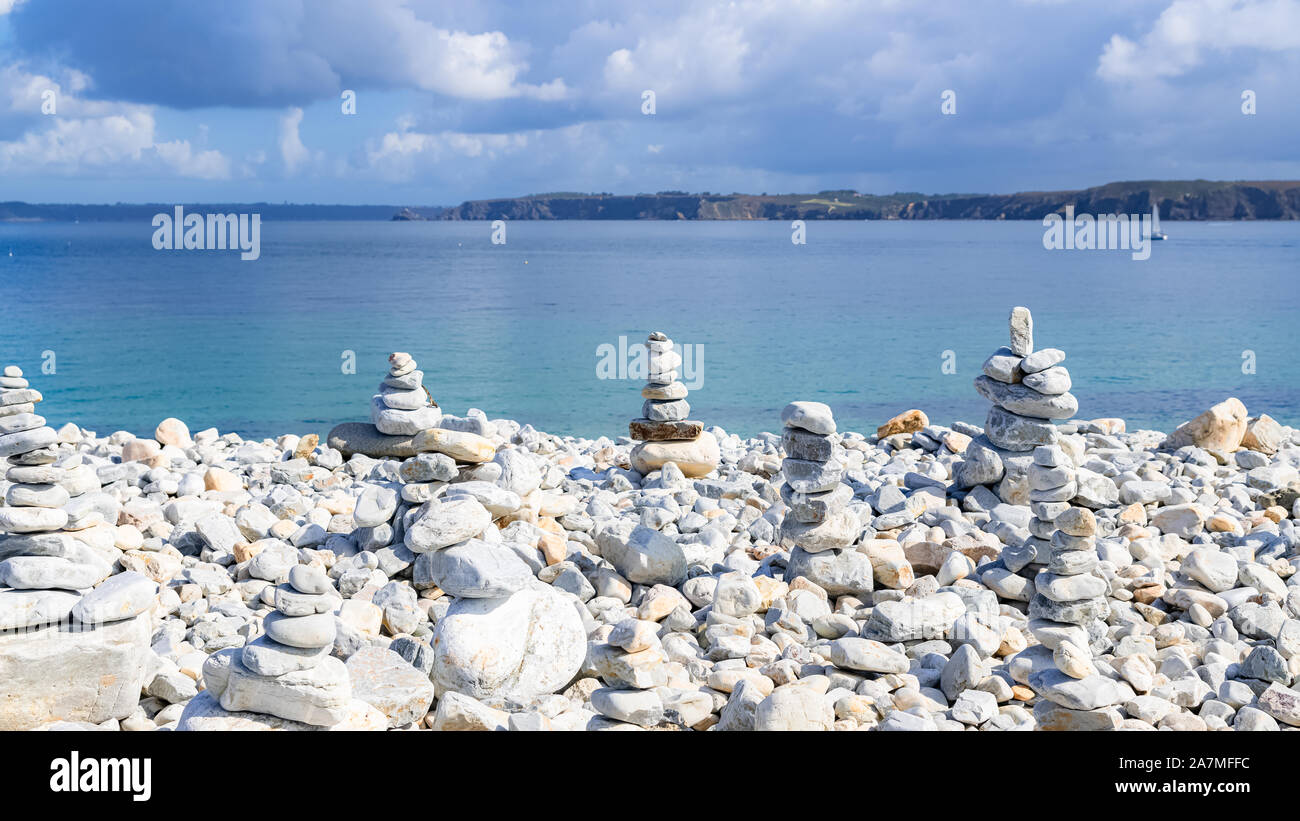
[0, 220, 1296, 440]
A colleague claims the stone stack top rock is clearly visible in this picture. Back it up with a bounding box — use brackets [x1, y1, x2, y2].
[975, 307, 1078, 452]
[371, 352, 441, 436]
[628, 332, 719, 479]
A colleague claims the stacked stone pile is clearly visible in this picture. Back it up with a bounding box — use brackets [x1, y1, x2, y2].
[370, 352, 441, 435]
[975, 307, 1077, 447]
[1019, 443, 1084, 568]
[776, 401, 868, 597]
[628, 332, 720, 478]
[199, 564, 353, 726]
[0, 367, 111, 595]
[0, 365, 153, 730]
[400, 453, 585, 707]
[329, 353, 497, 465]
[956, 306, 1080, 507]
[1027, 504, 1124, 730]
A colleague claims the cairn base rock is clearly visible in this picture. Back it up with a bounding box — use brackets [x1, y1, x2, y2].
[630, 435, 720, 478]
[0, 612, 151, 731]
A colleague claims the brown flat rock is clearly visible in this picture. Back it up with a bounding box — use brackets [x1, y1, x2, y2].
[629, 418, 704, 441]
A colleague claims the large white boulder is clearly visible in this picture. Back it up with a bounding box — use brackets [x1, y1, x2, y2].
[0, 612, 151, 730]
[430, 585, 586, 703]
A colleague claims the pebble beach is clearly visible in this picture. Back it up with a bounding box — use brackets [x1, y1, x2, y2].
[2, 308, 1299, 733]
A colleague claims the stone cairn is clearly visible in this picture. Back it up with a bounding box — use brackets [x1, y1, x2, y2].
[370, 352, 441, 436]
[777, 401, 858, 556]
[958, 307, 1080, 565]
[202, 563, 352, 727]
[330, 351, 498, 463]
[963, 311, 1120, 727]
[974, 306, 1078, 456]
[628, 332, 719, 479]
[0, 365, 112, 613]
[0, 365, 161, 730]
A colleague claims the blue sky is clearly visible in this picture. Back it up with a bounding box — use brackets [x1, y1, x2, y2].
[1, 0, 1297, 204]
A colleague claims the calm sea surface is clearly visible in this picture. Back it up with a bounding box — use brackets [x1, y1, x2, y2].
[0, 220, 1296, 440]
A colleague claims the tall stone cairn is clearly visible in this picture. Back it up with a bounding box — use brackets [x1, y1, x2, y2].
[955, 306, 1081, 549]
[0, 364, 155, 731]
[0, 364, 112, 608]
[628, 332, 719, 478]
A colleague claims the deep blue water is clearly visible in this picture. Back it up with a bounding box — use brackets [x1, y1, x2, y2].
[0, 220, 1295, 440]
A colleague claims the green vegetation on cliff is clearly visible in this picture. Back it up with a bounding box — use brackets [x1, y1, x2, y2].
[438, 180, 1300, 221]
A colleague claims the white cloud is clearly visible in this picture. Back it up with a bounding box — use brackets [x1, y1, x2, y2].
[301, 1, 569, 102]
[279, 106, 310, 173]
[154, 140, 232, 179]
[365, 126, 530, 179]
[0, 63, 231, 179]
[600, 6, 752, 100]
[1, 64, 106, 116]
[1098, 0, 1300, 81]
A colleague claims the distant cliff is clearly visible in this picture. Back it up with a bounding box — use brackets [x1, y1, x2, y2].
[438, 181, 1300, 221]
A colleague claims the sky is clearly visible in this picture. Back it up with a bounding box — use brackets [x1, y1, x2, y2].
[1, 0, 1297, 205]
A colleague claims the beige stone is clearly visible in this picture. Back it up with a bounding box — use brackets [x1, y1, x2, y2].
[412, 428, 497, 463]
[902, 540, 950, 575]
[863, 539, 914, 589]
[1241, 414, 1284, 454]
[203, 466, 242, 492]
[1206, 513, 1238, 532]
[121, 438, 161, 463]
[293, 433, 320, 460]
[154, 417, 193, 448]
[942, 431, 971, 453]
[752, 575, 788, 608]
[629, 435, 720, 478]
[1118, 503, 1147, 525]
[1091, 418, 1126, 434]
[877, 409, 929, 439]
[1053, 640, 1097, 679]
[1163, 397, 1248, 453]
[339, 599, 383, 636]
[232, 541, 262, 563]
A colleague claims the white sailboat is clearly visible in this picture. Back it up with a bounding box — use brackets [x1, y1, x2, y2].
[1150, 203, 1168, 241]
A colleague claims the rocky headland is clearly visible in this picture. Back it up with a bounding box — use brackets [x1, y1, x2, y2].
[436, 180, 1300, 222]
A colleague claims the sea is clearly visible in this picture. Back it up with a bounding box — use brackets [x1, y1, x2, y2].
[0, 219, 1296, 441]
